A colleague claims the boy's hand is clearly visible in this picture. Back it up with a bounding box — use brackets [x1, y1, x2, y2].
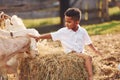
[95, 50, 102, 57]
[27, 34, 39, 42]
[88, 44, 103, 57]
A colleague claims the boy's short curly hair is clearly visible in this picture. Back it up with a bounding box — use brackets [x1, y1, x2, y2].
[64, 8, 81, 21]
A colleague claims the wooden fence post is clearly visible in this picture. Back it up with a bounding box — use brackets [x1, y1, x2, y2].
[101, 0, 109, 21]
[59, 0, 70, 26]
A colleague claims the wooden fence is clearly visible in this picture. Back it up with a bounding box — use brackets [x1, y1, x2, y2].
[0, 0, 58, 19]
[71, 0, 109, 24]
[0, 0, 109, 24]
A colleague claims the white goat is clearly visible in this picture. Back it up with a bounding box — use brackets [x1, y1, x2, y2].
[0, 13, 40, 79]
[0, 36, 31, 79]
[3, 14, 40, 64]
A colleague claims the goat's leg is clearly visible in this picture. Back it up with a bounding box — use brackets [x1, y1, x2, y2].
[0, 69, 8, 80]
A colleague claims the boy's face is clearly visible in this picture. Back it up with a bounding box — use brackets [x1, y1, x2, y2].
[65, 16, 79, 31]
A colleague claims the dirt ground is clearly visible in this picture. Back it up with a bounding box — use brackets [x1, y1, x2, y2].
[8, 33, 120, 80]
[89, 33, 120, 80]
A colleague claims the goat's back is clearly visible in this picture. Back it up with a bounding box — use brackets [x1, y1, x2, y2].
[0, 36, 31, 57]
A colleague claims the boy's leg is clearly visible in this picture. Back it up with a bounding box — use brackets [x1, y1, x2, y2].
[74, 53, 93, 80]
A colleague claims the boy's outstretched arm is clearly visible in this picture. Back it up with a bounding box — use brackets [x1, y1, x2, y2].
[27, 33, 52, 41]
[88, 44, 102, 56]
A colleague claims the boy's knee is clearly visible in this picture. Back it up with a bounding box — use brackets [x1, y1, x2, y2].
[85, 55, 92, 61]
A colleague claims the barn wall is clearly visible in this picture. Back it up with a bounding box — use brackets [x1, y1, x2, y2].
[0, 0, 109, 23]
[0, 0, 59, 19]
[71, 0, 109, 23]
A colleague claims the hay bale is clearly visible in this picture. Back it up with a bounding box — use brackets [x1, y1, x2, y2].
[18, 53, 88, 80]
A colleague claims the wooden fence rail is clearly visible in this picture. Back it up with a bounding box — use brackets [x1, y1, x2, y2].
[0, 0, 109, 24]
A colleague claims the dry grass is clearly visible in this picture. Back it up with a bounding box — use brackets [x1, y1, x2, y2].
[8, 34, 120, 80]
[18, 53, 88, 80]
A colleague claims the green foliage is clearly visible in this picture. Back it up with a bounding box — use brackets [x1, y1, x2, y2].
[84, 21, 120, 35]
[84, 7, 120, 35]
[23, 7, 120, 35]
[23, 17, 120, 35]
[109, 7, 120, 16]
[23, 17, 60, 28]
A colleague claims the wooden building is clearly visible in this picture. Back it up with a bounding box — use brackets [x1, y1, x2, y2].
[69, 0, 109, 24]
[0, 0, 109, 25]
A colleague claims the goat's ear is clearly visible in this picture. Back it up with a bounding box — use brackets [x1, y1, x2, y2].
[0, 12, 4, 18]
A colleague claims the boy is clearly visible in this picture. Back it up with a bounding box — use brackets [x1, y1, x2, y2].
[28, 8, 102, 80]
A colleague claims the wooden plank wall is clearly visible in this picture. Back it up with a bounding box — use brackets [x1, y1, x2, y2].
[0, 0, 56, 12]
[71, 0, 109, 23]
[0, 0, 109, 23]
[0, 0, 59, 19]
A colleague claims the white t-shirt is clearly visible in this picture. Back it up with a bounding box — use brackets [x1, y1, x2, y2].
[51, 25, 92, 54]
